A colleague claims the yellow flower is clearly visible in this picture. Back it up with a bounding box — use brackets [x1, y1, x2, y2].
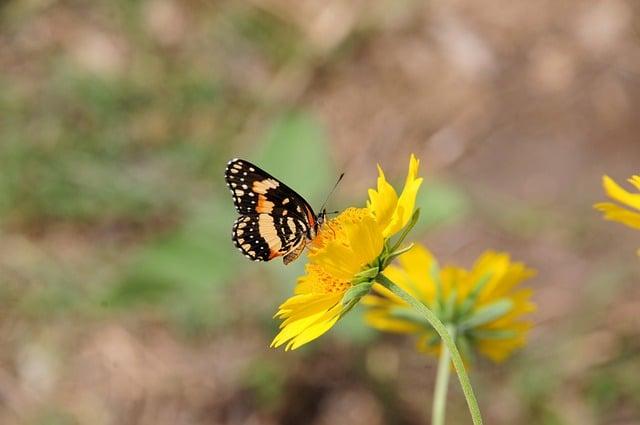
[364, 245, 536, 363]
[271, 155, 423, 350]
[594, 175, 640, 230]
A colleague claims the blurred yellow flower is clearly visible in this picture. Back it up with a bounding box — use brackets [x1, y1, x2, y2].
[271, 155, 423, 350]
[364, 245, 536, 363]
[594, 175, 640, 233]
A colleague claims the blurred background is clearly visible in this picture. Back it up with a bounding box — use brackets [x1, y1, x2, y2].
[1, 0, 639, 424]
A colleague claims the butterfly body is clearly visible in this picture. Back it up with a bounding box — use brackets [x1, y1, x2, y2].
[225, 159, 325, 264]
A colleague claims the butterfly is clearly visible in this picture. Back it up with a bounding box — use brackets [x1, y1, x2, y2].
[225, 158, 328, 265]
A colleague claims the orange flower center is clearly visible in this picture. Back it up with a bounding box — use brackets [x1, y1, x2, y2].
[305, 208, 375, 294]
[311, 207, 371, 252]
[307, 264, 351, 294]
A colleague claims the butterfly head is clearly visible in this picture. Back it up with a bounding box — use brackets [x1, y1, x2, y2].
[313, 208, 340, 236]
[308, 208, 326, 240]
[317, 208, 327, 227]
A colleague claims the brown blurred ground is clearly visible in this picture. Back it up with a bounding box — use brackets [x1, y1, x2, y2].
[0, 0, 639, 424]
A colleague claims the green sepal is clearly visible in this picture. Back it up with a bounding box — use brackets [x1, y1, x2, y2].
[471, 329, 518, 340]
[429, 261, 444, 313]
[442, 289, 458, 322]
[426, 331, 442, 347]
[387, 208, 421, 253]
[458, 299, 513, 331]
[383, 243, 415, 268]
[354, 266, 380, 280]
[340, 298, 360, 318]
[457, 272, 493, 319]
[456, 334, 475, 364]
[341, 281, 374, 306]
[389, 306, 433, 329]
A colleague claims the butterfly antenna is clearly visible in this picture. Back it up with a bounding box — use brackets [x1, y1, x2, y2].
[319, 172, 345, 213]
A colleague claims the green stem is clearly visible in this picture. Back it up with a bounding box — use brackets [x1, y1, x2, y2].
[377, 274, 483, 425]
[432, 325, 456, 425]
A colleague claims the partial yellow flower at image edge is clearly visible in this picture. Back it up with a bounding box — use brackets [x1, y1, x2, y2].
[271, 154, 423, 350]
[594, 174, 640, 255]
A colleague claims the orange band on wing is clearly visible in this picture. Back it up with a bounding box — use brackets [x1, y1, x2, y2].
[268, 248, 281, 260]
[304, 205, 316, 228]
[256, 194, 275, 213]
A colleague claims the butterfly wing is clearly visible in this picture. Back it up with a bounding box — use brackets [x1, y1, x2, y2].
[225, 159, 317, 262]
[231, 214, 307, 262]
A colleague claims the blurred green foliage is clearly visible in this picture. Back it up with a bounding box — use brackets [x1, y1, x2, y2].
[2, 1, 637, 424]
[415, 180, 470, 231]
[32, 408, 77, 425]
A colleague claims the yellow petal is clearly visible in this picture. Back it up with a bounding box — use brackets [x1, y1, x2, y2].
[309, 239, 361, 280]
[397, 244, 437, 303]
[272, 309, 328, 347]
[367, 165, 398, 231]
[382, 266, 420, 301]
[364, 310, 423, 334]
[439, 266, 468, 300]
[287, 316, 340, 350]
[595, 202, 640, 229]
[271, 293, 342, 349]
[392, 155, 424, 232]
[294, 274, 315, 295]
[381, 155, 424, 237]
[367, 154, 423, 237]
[368, 280, 407, 305]
[477, 335, 527, 363]
[482, 289, 536, 328]
[286, 302, 343, 350]
[489, 263, 536, 299]
[278, 294, 343, 324]
[602, 175, 640, 211]
[470, 251, 509, 299]
[345, 214, 384, 266]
